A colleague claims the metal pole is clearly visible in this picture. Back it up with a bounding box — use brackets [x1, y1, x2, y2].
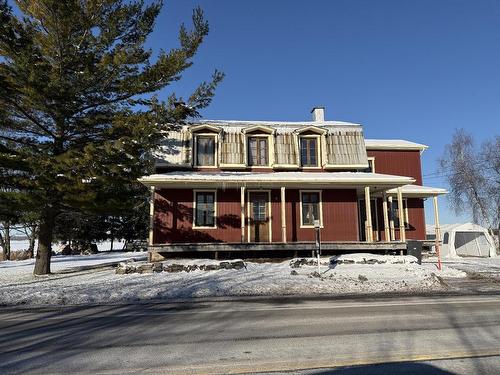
[315, 220, 321, 275]
[433, 196, 442, 270]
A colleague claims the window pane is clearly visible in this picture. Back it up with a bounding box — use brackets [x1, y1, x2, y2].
[253, 200, 266, 221]
[309, 139, 317, 165]
[197, 137, 215, 166]
[300, 138, 318, 166]
[248, 138, 257, 165]
[300, 139, 308, 165]
[195, 192, 215, 226]
[259, 139, 268, 165]
[301, 192, 320, 225]
[248, 137, 267, 166]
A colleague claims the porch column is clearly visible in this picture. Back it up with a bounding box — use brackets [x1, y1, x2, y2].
[364, 187, 373, 242]
[148, 185, 155, 246]
[388, 196, 395, 241]
[382, 192, 390, 242]
[281, 186, 287, 243]
[240, 186, 245, 243]
[397, 187, 406, 242]
[433, 196, 442, 270]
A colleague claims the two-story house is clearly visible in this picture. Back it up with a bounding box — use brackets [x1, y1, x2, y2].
[139, 107, 446, 260]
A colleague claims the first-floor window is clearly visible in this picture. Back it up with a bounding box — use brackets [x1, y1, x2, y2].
[391, 199, 409, 228]
[194, 191, 215, 227]
[301, 191, 320, 226]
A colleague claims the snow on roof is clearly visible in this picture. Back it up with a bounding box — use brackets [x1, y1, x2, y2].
[426, 223, 492, 235]
[365, 139, 428, 151]
[194, 119, 361, 128]
[139, 171, 415, 187]
[384, 184, 447, 197]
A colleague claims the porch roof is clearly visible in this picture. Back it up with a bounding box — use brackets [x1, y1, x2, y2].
[376, 184, 448, 198]
[139, 171, 415, 189]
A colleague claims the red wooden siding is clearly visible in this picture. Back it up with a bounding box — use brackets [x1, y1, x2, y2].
[284, 189, 359, 242]
[154, 188, 360, 244]
[367, 150, 423, 185]
[153, 188, 242, 244]
[368, 150, 426, 241]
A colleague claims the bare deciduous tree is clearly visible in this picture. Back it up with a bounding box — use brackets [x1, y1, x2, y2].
[440, 130, 499, 250]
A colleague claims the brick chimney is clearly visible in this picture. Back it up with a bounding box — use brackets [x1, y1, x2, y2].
[311, 106, 325, 122]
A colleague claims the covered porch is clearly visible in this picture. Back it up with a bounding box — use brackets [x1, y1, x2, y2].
[139, 172, 446, 258]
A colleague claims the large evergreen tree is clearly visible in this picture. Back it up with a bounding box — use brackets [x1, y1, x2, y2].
[0, 0, 223, 274]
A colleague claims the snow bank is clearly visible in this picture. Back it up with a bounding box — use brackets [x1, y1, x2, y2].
[0, 255, 468, 306]
[334, 253, 417, 265]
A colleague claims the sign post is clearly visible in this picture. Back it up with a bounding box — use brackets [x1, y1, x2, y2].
[314, 219, 321, 275]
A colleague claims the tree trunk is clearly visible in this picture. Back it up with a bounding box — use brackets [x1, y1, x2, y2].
[34, 211, 55, 275]
[4, 224, 11, 261]
[28, 235, 36, 258]
[1, 223, 11, 261]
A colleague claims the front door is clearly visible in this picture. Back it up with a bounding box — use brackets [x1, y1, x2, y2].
[249, 192, 270, 242]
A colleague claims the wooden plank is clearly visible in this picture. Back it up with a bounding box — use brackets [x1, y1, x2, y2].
[149, 241, 407, 253]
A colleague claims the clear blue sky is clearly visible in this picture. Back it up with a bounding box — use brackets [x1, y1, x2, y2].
[9, 0, 498, 225]
[150, 0, 500, 225]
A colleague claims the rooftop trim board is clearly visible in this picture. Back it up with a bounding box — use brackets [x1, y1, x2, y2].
[139, 171, 415, 187]
[365, 139, 428, 151]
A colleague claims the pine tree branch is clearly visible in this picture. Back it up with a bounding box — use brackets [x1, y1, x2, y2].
[5, 98, 56, 137]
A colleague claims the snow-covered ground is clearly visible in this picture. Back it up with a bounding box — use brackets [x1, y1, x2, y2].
[424, 256, 500, 278]
[8, 240, 126, 252]
[0, 252, 147, 284]
[0, 253, 469, 306]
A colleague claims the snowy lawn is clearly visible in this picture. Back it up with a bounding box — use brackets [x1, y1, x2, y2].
[424, 256, 500, 278]
[0, 251, 147, 284]
[0, 253, 468, 306]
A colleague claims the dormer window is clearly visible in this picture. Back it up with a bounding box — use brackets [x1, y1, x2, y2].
[248, 137, 268, 166]
[195, 135, 216, 166]
[300, 137, 318, 167]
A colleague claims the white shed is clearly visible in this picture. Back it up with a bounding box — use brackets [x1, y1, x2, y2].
[427, 223, 497, 258]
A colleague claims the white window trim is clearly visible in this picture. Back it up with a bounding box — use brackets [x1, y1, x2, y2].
[193, 189, 217, 229]
[299, 190, 323, 228]
[367, 157, 376, 172]
[193, 133, 218, 168]
[246, 134, 274, 167]
[299, 134, 322, 168]
[246, 190, 272, 243]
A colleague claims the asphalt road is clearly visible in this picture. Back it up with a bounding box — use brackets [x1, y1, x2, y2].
[1, 295, 499, 375]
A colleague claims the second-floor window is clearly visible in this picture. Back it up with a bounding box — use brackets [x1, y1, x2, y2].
[300, 137, 318, 167]
[196, 135, 215, 166]
[248, 137, 268, 166]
